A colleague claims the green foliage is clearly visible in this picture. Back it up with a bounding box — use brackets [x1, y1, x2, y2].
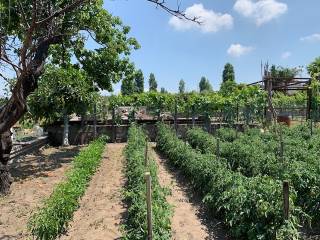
[186, 126, 320, 224]
[28, 65, 96, 123]
[199, 76, 212, 93]
[220, 80, 237, 96]
[270, 65, 302, 79]
[109, 86, 266, 124]
[160, 87, 168, 93]
[123, 124, 171, 240]
[121, 75, 135, 96]
[135, 69, 144, 93]
[28, 136, 107, 240]
[178, 79, 185, 94]
[307, 57, 320, 80]
[222, 63, 235, 82]
[157, 123, 300, 239]
[149, 73, 158, 92]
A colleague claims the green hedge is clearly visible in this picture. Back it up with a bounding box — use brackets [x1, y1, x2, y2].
[157, 123, 301, 240]
[28, 136, 107, 240]
[123, 124, 171, 240]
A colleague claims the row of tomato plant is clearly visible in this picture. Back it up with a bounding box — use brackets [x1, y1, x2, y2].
[185, 125, 320, 225]
[28, 136, 107, 240]
[156, 123, 301, 239]
[123, 124, 172, 239]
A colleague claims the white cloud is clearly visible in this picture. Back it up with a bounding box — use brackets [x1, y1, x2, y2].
[169, 3, 233, 33]
[227, 44, 254, 57]
[234, 0, 287, 26]
[300, 33, 320, 43]
[281, 51, 291, 59]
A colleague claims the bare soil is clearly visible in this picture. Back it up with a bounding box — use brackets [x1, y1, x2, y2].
[150, 144, 230, 240]
[60, 143, 126, 240]
[0, 145, 81, 240]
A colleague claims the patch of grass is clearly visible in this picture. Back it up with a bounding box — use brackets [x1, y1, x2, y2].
[28, 136, 107, 240]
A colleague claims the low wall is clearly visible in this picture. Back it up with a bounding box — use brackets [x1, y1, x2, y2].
[47, 121, 258, 146]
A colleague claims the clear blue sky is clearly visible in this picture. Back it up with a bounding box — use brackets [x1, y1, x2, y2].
[103, 0, 320, 93]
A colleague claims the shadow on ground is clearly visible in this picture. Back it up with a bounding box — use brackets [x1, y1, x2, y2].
[9, 146, 81, 181]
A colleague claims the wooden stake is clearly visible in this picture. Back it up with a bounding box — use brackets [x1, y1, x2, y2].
[145, 137, 148, 166]
[112, 108, 116, 143]
[174, 99, 178, 134]
[145, 172, 153, 240]
[216, 138, 220, 159]
[283, 181, 289, 220]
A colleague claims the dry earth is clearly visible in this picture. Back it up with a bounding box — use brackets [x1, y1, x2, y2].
[60, 143, 126, 240]
[0, 146, 81, 240]
[150, 143, 230, 240]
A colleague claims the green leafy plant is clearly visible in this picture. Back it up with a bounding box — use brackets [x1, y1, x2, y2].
[186, 126, 320, 225]
[28, 136, 107, 240]
[123, 124, 171, 240]
[157, 123, 301, 240]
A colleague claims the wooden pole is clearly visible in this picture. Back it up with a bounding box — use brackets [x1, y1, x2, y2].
[279, 128, 284, 160]
[145, 172, 153, 240]
[283, 180, 289, 220]
[112, 108, 116, 143]
[145, 137, 148, 166]
[174, 99, 178, 134]
[192, 106, 195, 127]
[216, 138, 220, 159]
[307, 87, 312, 120]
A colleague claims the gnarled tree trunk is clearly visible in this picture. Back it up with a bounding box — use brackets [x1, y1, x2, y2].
[0, 38, 61, 195]
[0, 131, 13, 195]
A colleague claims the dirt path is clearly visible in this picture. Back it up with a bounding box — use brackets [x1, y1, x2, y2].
[150, 144, 230, 240]
[0, 146, 81, 240]
[60, 143, 126, 240]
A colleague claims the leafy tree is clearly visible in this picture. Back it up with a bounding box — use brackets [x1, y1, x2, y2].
[269, 65, 302, 92]
[135, 69, 144, 93]
[29, 65, 96, 145]
[222, 63, 235, 82]
[0, 0, 200, 195]
[0, 0, 138, 194]
[121, 77, 135, 96]
[179, 79, 185, 94]
[221, 63, 236, 95]
[160, 87, 168, 93]
[220, 80, 237, 96]
[149, 73, 158, 92]
[307, 57, 320, 80]
[199, 77, 212, 93]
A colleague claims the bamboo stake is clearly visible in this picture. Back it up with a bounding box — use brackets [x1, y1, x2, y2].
[283, 181, 289, 220]
[145, 172, 153, 240]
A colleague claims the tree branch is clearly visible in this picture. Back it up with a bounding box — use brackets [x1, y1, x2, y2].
[146, 0, 202, 23]
[35, 0, 87, 27]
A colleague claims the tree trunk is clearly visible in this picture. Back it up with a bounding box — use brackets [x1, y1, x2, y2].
[63, 111, 69, 146]
[93, 102, 97, 139]
[0, 131, 13, 195]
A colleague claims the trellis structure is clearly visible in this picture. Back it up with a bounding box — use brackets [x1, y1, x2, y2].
[248, 68, 313, 124]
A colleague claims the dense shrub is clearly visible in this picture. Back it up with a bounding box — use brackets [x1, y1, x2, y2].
[123, 124, 171, 240]
[157, 123, 300, 240]
[28, 136, 107, 240]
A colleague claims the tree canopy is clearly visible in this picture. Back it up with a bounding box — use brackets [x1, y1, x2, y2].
[28, 65, 96, 123]
[307, 57, 320, 80]
[222, 63, 235, 82]
[135, 69, 144, 93]
[149, 73, 158, 92]
[199, 77, 212, 93]
[179, 79, 185, 94]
